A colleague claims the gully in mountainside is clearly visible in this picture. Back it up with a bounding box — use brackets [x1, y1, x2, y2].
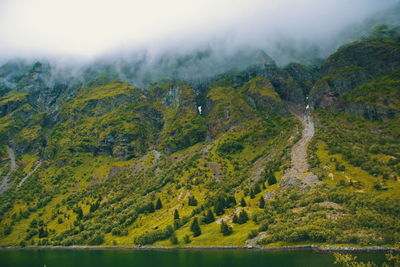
[280, 101, 321, 189]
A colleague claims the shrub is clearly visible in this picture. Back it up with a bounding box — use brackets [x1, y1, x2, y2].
[183, 235, 191, 244]
[89, 234, 104, 245]
[259, 197, 265, 209]
[169, 234, 179, 245]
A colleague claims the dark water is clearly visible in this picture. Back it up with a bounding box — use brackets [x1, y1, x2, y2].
[0, 249, 386, 267]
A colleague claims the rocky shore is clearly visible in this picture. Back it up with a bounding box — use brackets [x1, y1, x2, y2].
[0, 245, 398, 253]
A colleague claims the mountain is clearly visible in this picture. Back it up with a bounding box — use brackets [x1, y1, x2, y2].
[0, 25, 399, 248]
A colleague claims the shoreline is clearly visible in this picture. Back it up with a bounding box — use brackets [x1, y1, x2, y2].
[0, 245, 398, 253]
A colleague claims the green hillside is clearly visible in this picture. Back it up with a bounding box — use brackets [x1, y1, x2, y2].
[0, 27, 399, 249]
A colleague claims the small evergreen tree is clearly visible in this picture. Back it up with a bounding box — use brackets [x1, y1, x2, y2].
[190, 217, 201, 237]
[250, 189, 255, 199]
[259, 196, 265, 209]
[240, 198, 246, 207]
[238, 210, 249, 224]
[214, 200, 225, 216]
[232, 214, 239, 224]
[147, 202, 155, 213]
[183, 234, 191, 244]
[267, 171, 277, 185]
[174, 209, 180, 220]
[254, 184, 261, 194]
[173, 219, 181, 230]
[155, 198, 163, 210]
[226, 196, 236, 207]
[169, 233, 178, 245]
[204, 209, 215, 224]
[89, 200, 100, 213]
[220, 220, 233, 236]
[74, 206, 83, 220]
[188, 196, 198, 206]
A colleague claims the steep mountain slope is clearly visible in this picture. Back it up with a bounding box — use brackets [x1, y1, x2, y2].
[0, 26, 399, 248]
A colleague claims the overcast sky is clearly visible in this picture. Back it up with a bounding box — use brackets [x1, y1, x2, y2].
[0, 0, 398, 59]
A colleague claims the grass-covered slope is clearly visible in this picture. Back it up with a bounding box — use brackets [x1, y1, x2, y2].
[0, 74, 300, 247]
[0, 27, 399, 248]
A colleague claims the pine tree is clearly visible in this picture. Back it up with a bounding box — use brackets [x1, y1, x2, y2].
[183, 235, 191, 244]
[226, 196, 236, 207]
[214, 200, 225, 216]
[220, 220, 233, 236]
[188, 196, 198, 206]
[190, 217, 201, 237]
[155, 198, 163, 210]
[173, 209, 180, 220]
[204, 209, 215, 224]
[250, 189, 255, 199]
[254, 184, 261, 194]
[169, 233, 178, 245]
[259, 196, 265, 209]
[90, 200, 100, 213]
[173, 219, 181, 230]
[238, 210, 249, 224]
[38, 227, 48, 238]
[267, 171, 277, 185]
[147, 202, 155, 213]
[240, 197, 246, 207]
[232, 214, 239, 224]
[74, 206, 83, 220]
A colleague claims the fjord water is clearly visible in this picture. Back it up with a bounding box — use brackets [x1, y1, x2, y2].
[0, 249, 385, 267]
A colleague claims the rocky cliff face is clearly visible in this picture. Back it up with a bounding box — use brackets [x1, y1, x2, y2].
[310, 26, 400, 119]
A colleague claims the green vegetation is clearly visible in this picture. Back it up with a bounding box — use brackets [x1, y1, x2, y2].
[341, 70, 400, 110]
[309, 110, 399, 183]
[0, 27, 399, 249]
[190, 218, 201, 237]
[220, 221, 233, 236]
[333, 252, 400, 267]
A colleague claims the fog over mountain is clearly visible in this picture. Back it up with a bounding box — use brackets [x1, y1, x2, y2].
[0, 0, 398, 59]
[0, 0, 400, 85]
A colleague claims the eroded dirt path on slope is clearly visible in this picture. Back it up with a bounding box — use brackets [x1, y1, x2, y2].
[0, 146, 17, 194]
[280, 108, 320, 189]
[247, 108, 321, 247]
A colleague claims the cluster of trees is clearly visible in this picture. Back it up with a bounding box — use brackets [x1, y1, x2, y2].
[253, 186, 400, 246]
[23, 219, 49, 240]
[212, 195, 237, 216]
[217, 139, 244, 155]
[232, 210, 249, 224]
[134, 225, 174, 246]
[201, 209, 215, 224]
[315, 111, 399, 181]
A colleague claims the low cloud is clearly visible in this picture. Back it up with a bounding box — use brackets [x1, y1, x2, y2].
[0, 0, 399, 67]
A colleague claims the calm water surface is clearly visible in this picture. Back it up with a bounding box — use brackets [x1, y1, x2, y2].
[0, 249, 386, 267]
